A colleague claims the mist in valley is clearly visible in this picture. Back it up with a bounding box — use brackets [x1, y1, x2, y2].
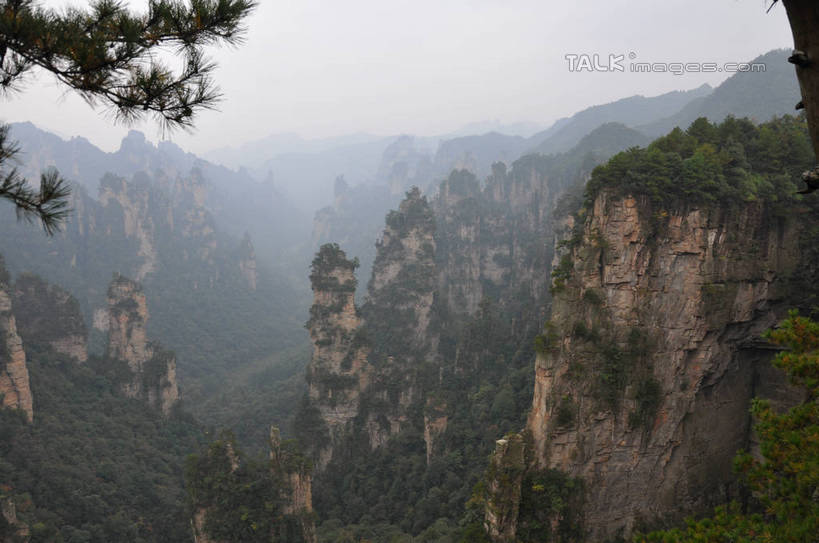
[1, 1, 817, 542]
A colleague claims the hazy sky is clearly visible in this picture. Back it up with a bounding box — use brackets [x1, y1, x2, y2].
[2, 0, 794, 154]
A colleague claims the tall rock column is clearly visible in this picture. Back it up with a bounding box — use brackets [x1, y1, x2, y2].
[0, 262, 32, 423]
[269, 427, 317, 543]
[305, 244, 370, 468]
[514, 193, 803, 540]
[106, 273, 179, 414]
[360, 186, 438, 446]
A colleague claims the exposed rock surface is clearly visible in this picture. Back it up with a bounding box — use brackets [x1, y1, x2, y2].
[0, 264, 33, 423]
[237, 233, 257, 290]
[487, 192, 806, 540]
[106, 274, 179, 414]
[484, 434, 525, 542]
[269, 427, 317, 543]
[304, 243, 370, 467]
[364, 186, 438, 361]
[13, 273, 88, 363]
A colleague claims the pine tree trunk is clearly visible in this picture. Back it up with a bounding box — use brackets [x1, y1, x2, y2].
[783, 0, 819, 162]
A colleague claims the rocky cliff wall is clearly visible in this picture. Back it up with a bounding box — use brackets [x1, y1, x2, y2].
[13, 273, 88, 363]
[106, 274, 179, 414]
[487, 192, 806, 540]
[0, 275, 33, 423]
[304, 244, 370, 468]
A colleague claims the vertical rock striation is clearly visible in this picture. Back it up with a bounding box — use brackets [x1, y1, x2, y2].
[305, 244, 370, 467]
[237, 233, 257, 291]
[269, 427, 317, 543]
[106, 274, 179, 414]
[0, 263, 33, 423]
[488, 192, 806, 540]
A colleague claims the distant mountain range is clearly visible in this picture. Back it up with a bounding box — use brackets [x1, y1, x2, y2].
[197, 49, 800, 216]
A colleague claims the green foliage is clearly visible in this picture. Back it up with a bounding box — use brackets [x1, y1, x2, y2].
[310, 243, 359, 293]
[581, 288, 603, 306]
[313, 298, 536, 539]
[550, 255, 574, 293]
[0, 347, 204, 542]
[628, 377, 662, 432]
[555, 395, 576, 428]
[0, 125, 70, 234]
[186, 436, 284, 542]
[384, 187, 435, 238]
[534, 322, 560, 356]
[637, 312, 819, 542]
[0, 0, 256, 129]
[517, 469, 584, 542]
[585, 115, 812, 212]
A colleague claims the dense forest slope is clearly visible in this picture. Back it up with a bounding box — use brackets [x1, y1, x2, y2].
[0, 265, 204, 542]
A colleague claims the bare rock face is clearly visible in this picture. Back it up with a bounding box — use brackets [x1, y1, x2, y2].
[360, 187, 438, 446]
[106, 274, 179, 415]
[423, 398, 448, 465]
[13, 273, 88, 363]
[237, 233, 257, 291]
[99, 175, 160, 280]
[304, 190, 441, 465]
[305, 244, 370, 468]
[269, 427, 317, 543]
[495, 192, 804, 540]
[434, 163, 563, 319]
[0, 264, 33, 423]
[483, 434, 525, 543]
[365, 186, 438, 359]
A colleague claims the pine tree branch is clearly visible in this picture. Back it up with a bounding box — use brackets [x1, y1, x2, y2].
[0, 0, 257, 128]
[0, 124, 72, 235]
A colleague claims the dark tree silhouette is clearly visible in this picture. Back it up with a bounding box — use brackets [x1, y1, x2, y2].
[0, 0, 257, 233]
[775, 2, 819, 177]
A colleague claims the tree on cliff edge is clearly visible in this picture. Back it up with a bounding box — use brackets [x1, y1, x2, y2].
[0, 0, 256, 233]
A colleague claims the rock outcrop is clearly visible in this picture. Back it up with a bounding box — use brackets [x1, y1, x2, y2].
[365, 186, 437, 353]
[0, 263, 33, 423]
[487, 192, 805, 540]
[106, 274, 179, 415]
[269, 427, 317, 543]
[304, 243, 370, 467]
[191, 430, 317, 543]
[13, 273, 88, 363]
[237, 233, 257, 290]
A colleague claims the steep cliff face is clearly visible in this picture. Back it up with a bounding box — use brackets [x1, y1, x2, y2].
[106, 274, 179, 415]
[304, 244, 370, 467]
[269, 427, 317, 543]
[237, 233, 257, 291]
[98, 174, 163, 280]
[489, 192, 805, 540]
[434, 158, 571, 319]
[0, 267, 33, 423]
[365, 186, 438, 359]
[13, 273, 88, 363]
